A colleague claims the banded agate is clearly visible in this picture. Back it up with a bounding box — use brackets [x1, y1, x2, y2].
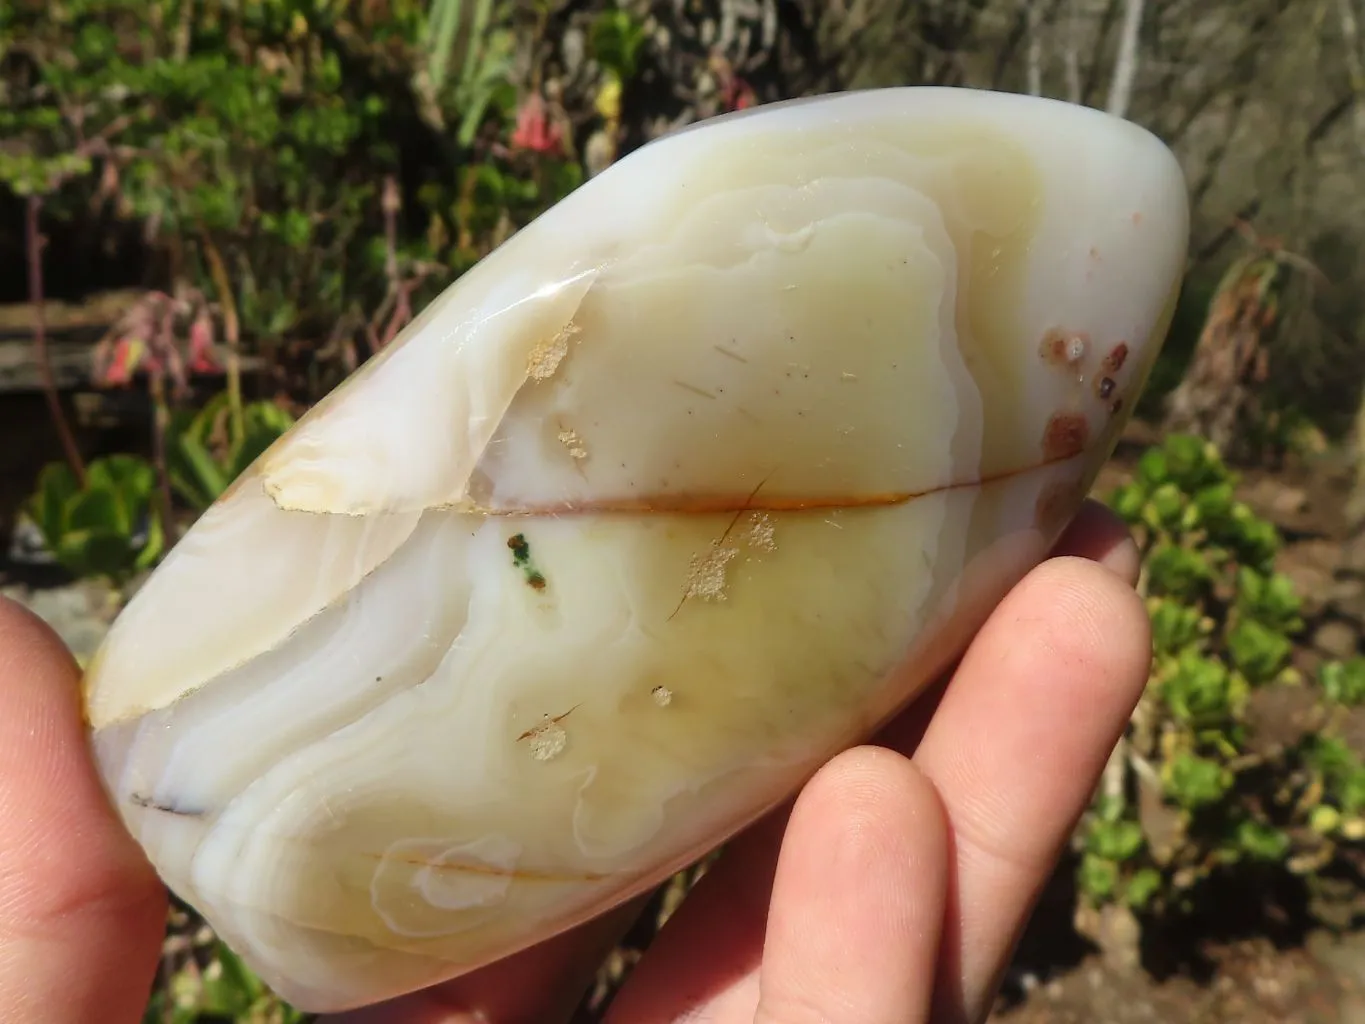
[82, 87, 1189, 1013]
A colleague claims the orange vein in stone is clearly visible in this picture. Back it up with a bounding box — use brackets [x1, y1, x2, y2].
[482, 451, 1080, 518]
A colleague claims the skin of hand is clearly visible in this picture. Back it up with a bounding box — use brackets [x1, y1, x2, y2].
[0, 498, 1150, 1024]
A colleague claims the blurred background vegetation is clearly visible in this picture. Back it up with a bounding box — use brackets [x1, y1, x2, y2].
[6, 0, 1365, 1021]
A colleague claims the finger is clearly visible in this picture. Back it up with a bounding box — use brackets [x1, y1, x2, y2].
[320, 896, 649, 1024]
[865, 497, 1140, 766]
[0, 597, 167, 1023]
[1050, 498, 1140, 585]
[608, 748, 949, 1024]
[893, 556, 1150, 1023]
[753, 746, 947, 1024]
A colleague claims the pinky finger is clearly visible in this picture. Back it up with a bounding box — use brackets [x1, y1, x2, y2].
[753, 746, 948, 1024]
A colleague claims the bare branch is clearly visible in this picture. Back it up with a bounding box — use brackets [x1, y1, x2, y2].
[26, 196, 87, 487]
[1106, 0, 1146, 117]
[1027, 0, 1044, 95]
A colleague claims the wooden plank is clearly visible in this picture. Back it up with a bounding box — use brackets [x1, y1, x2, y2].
[0, 289, 146, 337]
[0, 291, 267, 393]
[0, 338, 104, 392]
[0, 338, 267, 393]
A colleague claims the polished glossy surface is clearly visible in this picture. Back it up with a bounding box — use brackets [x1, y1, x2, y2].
[82, 87, 1189, 1013]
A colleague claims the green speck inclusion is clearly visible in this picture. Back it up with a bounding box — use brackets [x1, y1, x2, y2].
[507, 533, 547, 590]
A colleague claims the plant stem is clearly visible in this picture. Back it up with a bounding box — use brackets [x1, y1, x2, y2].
[148, 369, 179, 550]
[200, 230, 245, 441]
[26, 194, 87, 487]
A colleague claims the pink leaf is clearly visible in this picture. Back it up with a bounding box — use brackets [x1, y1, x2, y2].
[188, 311, 222, 373]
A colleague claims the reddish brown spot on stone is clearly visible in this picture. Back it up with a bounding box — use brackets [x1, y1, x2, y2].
[1097, 376, 1116, 400]
[1039, 328, 1089, 366]
[1132, 212, 1144, 225]
[1042, 413, 1089, 461]
[1110, 397, 1124, 416]
[1039, 330, 1069, 364]
[1102, 342, 1129, 374]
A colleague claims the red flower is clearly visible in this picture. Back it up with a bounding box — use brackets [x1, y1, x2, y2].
[509, 93, 565, 156]
[724, 77, 757, 112]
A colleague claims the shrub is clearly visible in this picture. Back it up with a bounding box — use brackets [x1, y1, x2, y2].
[26, 455, 164, 584]
[1079, 434, 1365, 926]
[1, 0, 606, 395]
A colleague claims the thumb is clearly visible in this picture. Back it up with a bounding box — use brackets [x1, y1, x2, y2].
[0, 597, 166, 1022]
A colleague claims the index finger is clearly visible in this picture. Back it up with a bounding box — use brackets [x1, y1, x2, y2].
[0, 597, 167, 1023]
[890, 554, 1151, 1023]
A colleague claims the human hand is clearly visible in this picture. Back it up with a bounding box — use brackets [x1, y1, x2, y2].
[0, 498, 1150, 1024]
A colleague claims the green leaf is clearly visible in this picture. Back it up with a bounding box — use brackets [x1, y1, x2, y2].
[86, 455, 156, 516]
[1163, 752, 1233, 811]
[1235, 819, 1290, 861]
[231, 403, 293, 477]
[1087, 817, 1146, 861]
[1320, 658, 1365, 706]
[1078, 853, 1120, 903]
[67, 487, 129, 537]
[201, 940, 265, 1013]
[1123, 867, 1163, 910]
[1145, 482, 1186, 533]
[1150, 599, 1204, 655]
[1162, 433, 1227, 492]
[1108, 482, 1147, 524]
[1225, 503, 1280, 568]
[1310, 805, 1341, 835]
[424, 0, 465, 93]
[1146, 542, 1213, 601]
[134, 509, 165, 571]
[1192, 481, 1236, 532]
[1236, 569, 1303, 632]
[1227, 618, 1292, 686]
[170, 434, 229, 510]
[54, 530, 137, 581]
[1136, 448, 1170, 489]
[1160, 650, 1246, 729]
[28, 461, 80, 542]
[589, 9, 648, 81]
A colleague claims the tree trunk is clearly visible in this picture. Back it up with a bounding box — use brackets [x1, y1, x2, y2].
[1163, 253, 1282, 460]
[1335, 0, 1365, 527]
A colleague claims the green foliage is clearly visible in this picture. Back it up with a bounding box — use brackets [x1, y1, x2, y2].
[590, 8, 649, 82]
[142, 938, 305, 1024]
[4, 0, 377, 333]
[1320, 658, 1365, 707]
[422, 0, 519, 147]
[25, 456, 164, 583]
[0, 0, 596, 367]
[1079, 434, 1365, 919]
[167, 392, 295, 511]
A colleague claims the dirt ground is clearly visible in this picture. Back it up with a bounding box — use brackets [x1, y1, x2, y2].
[978, 429, 1365, 1024]
[992, 934, 1362, 1024]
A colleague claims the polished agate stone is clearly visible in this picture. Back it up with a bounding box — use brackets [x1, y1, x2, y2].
[82, 87, 1189, 1012]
